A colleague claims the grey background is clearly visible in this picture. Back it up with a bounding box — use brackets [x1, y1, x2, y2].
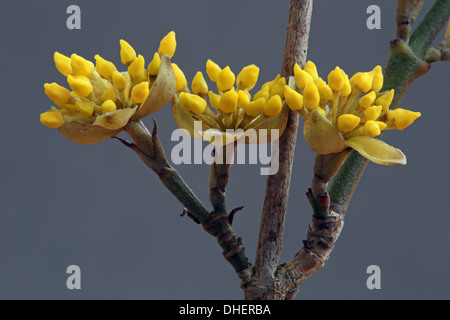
[0, 0, 448, 300]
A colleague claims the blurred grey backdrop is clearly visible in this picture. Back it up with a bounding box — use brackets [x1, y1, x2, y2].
[0, 0, 449, 300]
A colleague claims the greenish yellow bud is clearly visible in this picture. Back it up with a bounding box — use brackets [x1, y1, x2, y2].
[371, 66, 383, 93]
[220, 90, 238, 113]
[253, 85, 270, 101]
[358, 91, 376, 108]
[158, 31, 176, 59]
[71, 54, 95, 77]
[172, 63, 187, 92]
[341, 74, 352, 96]
[303, 61, 318, 81]
[217, 66, 235, 92]
[67, 75, 93, 97]
[236, 64, 259, 90]
[128, 55, 147, 81]
[364, 120, 381, 137]
[294, 63, 313, 89]
[112, 71, 127, 90]
[387, 108, 421, 130]
[94, 55, 117, 79]
[75, 101, 95, 117]
[284, 85, 303, 111]
[206, 59, 222, 82]
[269, 77, 286, 98]
[351, 72, 373, 92]
[40, 111, 64, 128]
[179, 92, 207, 114]
[327, 67, 345, 91]
[303, 81, 320, 110]
[131, 81, 149, 103]
[208, 91, 222, 111]
[44, 82, 71, 105]
[376, 89, 394, 112]
[101, 88, 117, 102]
[245, 98, 265, 117]
[147, 52, 161, 76]
[237, 90, 251, 109]
[338, 114, 361, 132]
[120, 39, 137, 66]
[316, 78, 333, 100]
[54, 52, 72, 76]
[364, 105, 382, 121]
[192, 72, 208, 95]
[101, 99, 117, 113]
[264, 95, 282, 117]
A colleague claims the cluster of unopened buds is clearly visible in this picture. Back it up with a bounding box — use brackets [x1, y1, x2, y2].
[40, 32, 177, 144]
[40, 31, 421, 165]
[283, 61, 421, 165]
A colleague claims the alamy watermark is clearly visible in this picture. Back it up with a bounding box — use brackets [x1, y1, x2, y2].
[171, 121, 280, 176]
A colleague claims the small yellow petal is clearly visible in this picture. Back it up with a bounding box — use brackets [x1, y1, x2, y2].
[158, 31, 176, 59]
[317, 107, 327, 116]
[220, 90, 238, 113]
[303, 61, 318, 81]
[294, 63, 313, 89]
[70, 54, 95, 76]
[40, 111, 64, 128]
[253, 85, 270, 101]
[217, 66, 235, 92]
[44, 83, 71, 105]
[269, 77, 286, 98]
[67, 75, 93, 97]
[371, 66, 383, 93]
[364, 120, 381, 137]
[358, 91, 376, 108]
[206, 59, 222, 82]
[283, 85, 303, 111]
[179, 92, 207, 114]
[112, 71, 127, 90]
[327, 67, 345, 91]
[237, 90, 251, 109]
[101, 88, 117, 102]
[120, 39, 137, 65]
[341, 74, 352, 96]
[208, 91, 222, 111]
[147, 52, 162, 75]
[179, 92, 192, 112]
[376, 89, 395, 112]
[245, 98, 266, 117]
[364, 105, 382, 121]
[303, 81, 320, 110]
[236, 64, 259, 90]
[131, 82, 149, 103]
[94, 55, 117, 79]
[101, 99, 117, 113]
[192, 71, 208, 95]
[75, 101, 95, 117]
[264, 95, 282, 117]
[338, 114, 361, 132]
[387, 108, 421, 130]
[316, 78, 333, 100]
[172, 63, 187, 92]
[54, 52, 72, 76]
[376, 121, 387, 131]
[128, 55, 147, 80]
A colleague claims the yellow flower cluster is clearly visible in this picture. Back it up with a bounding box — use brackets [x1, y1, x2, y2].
[172, 60, 288, 145]
[40, 32, 177, 143]
[284, 61, 421, 165]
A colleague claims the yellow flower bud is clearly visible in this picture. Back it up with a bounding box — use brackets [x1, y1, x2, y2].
[358, 91, 376, 108]
[317, 107, 327, 116]
[284, 85, 303, 111]
[364, 105, 382, 121]
[351, 72, 373, 92]
[131, 81, 149, 103]
[237, 90, 251, 109]
[303, 61, 318, 81]
[208, 91, 222, 111]
[338, 114, 361, 132]
[128, 55, 147, 80]
[101, 88, 117, 102]
[54, 52, 72, 76]
[179, 92, 207, 114]
[236, 64, 260, 90]
[94, 55, 117, 79]
[75, 101, 95, 117]
[253, 85, 270, 101]
[341, 74, 352, 96]
[217, 66, 235, 92]
[44, 82, 71, 105]
[387, 108, 421, 130]
[364, 120, 381, 137]
[294, 63, 313, 89]
[371, 65, 383, 93]
[269, 77, 286, 98]
[316, 78, 333, 100]
[327, 67, 345, 91]
[376, 89, 394, 112]
[220, 90, 238, 113]
[192, 71, 208, 95]
[40, 111, 64, 128]
[206, 59, 222, 82]
[70, 54, 95, 76]
[112, 71, 127, 90]
[120, 39, 137, 65]
[303, 81, 320, 110]
[264, 95, 282, 117]
[172, 63, 187, 92]
[67, 75, 93, 97]
[158, 31, 176, 59]
[245, 98, 266, 117]
[376, 121, 387, 131]
[147, 52, 161, 76]
[101, 99, 117, 113]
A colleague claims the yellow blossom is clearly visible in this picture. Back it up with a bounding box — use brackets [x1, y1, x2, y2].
[158, 31, 177, 58]
[192, 72, 208, 95]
